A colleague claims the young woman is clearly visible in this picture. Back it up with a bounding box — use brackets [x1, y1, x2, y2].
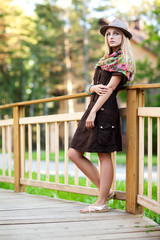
[68, 19, 135, 213]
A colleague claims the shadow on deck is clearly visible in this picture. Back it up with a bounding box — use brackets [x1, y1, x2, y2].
[0, 189, 160, 240]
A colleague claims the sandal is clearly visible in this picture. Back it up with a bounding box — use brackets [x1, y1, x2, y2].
[107, 192, 115, 201]
[80, 204, 109, 213]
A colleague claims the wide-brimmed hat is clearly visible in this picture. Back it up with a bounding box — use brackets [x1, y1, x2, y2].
[100, 19, 132, 39]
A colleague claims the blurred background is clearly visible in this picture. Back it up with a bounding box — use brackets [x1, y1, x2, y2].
[0, 0, 159, 116]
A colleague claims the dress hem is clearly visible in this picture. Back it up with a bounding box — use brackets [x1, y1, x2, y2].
[70, 145, 122, 154]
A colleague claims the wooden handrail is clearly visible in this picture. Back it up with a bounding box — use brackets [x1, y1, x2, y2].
[126, 83, 160, 89]
[0, 92, 89, 110]
[0, 83, 160, 110]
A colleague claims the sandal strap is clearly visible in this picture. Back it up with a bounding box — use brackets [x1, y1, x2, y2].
[89, 204, 108, 212]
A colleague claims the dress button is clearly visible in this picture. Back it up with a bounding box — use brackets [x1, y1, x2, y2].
[100, 126, 103, 129]
[112, 126, 115, 128]
[101, 108, 104, 111]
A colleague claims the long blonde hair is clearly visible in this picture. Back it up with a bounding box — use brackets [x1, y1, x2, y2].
[104, 29, 136, 80]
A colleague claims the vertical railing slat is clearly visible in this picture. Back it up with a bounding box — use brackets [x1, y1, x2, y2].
[86, 152, 91, 187]
[148, 117, 152, 199]
[64, 121, 69, 184]
[28, 124, 32, 179]
[111, 151, 116, 191]
[8, 126, 12, 177]
[74, 121, 79, 186]
[55, 122, 59, 184]
[13, 106, 22, 192]
[157, 117, 160, 204]
[20, 125, 25, 179]
[2, 126, 5, 177]
[139, 116, 144, 195]
[98, 156, 100, 175]
[37, 123, 41, 181]
[45, 123, 50, 182]
[19, 106, 26, 192]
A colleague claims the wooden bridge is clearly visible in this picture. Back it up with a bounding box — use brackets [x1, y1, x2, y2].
[1, 189, 160, 240]
[0, 84, 160, 239]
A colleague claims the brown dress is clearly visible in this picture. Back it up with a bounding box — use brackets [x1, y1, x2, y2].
[70, 66, 127, 153]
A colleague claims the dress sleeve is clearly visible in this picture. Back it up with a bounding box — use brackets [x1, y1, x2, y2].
[111, 72, 128, 89]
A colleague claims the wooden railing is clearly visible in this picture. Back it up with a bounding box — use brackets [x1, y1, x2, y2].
[0, 83, 160, 215]
[138, 107, 160, 214]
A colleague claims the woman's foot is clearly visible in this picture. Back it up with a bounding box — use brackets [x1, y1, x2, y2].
[80, 198, 108, 213]
[80, 204, 109, 213]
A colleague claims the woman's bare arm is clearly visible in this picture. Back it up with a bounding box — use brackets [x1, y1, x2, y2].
[87, 82, 108, 96]
[86, 75, 122, 129]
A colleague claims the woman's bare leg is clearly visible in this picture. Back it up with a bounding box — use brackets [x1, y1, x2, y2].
[68, 148, 100, 188]
[80, 152, 113, 213]
[95, 153, 114, 205]
[99, 157, 114, 198]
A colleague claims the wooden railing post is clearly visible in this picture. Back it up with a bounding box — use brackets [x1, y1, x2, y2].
[13, 105, 25, 192]
[126, 88, 144, 214]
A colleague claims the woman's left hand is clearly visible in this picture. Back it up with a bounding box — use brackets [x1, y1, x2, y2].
[85, 111, 96, 129]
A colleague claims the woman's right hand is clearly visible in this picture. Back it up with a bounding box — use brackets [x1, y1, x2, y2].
[91, 84, 108, 96]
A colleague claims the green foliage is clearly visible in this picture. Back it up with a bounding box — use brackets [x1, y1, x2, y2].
[0, 0, 112, 118]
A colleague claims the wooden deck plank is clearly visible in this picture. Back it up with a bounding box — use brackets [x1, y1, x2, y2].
[0, 226, 160, 239]
[0, 231, 160, 240]
[0, 189, 160, 240]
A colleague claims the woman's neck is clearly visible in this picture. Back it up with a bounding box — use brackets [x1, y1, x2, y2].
[112, 46, 121, 53]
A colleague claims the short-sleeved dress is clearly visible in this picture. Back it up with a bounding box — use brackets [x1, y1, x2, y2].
[70, 66, 127, 153]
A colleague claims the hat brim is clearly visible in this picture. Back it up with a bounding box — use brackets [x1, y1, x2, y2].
[100, 25, 132, 39]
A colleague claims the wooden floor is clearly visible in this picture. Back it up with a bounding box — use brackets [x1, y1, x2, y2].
[0, 189, 160, 240]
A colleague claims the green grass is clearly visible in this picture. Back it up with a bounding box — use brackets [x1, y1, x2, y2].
[0, 170, 159, 225]
[23, 151, 157, 166]
[0, 150, 157, 166]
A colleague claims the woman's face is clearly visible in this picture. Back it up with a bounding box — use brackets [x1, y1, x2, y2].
[106, 27, 123, 51]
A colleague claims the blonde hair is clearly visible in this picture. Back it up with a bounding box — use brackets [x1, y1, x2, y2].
[104, 30, 136, 80]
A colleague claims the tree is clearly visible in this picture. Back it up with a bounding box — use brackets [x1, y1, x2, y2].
[0, 0, 36, 117]
[27, 1, 65, 115]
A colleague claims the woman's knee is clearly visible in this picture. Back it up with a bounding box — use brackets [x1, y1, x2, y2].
[68, 148, 79, 160]
[68, 148, 83, 162]
[68, 148, 74, 160]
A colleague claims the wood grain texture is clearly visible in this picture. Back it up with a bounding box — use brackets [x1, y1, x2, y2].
[126, 89, 142, 214]
[0, 93, 89, 110]
[36, 123, 41, 181]
[138, 107, 160, 117]
[137, 194, 160, 215]
[139, 117, 144, 195]
[20, 125, 25, 179]
[0, 83, 159, 110]
[13, 106, 21, 192]
[19, 112, 83, 124]
[148, 117, 152, 199]
[7, 126, 12, 178]
[28, 124, 32, 180]
[0, 189, 160, 240]
[45, 123, 50, 182]
[111, 152, 116, 191]
[74, 120, 79, 186]
[64, 121, 69, 185]
[2, 126, 6, 177]
[55, 122, 59, 184]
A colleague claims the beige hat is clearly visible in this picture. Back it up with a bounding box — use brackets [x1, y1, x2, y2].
[100, 19, 132, 39]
